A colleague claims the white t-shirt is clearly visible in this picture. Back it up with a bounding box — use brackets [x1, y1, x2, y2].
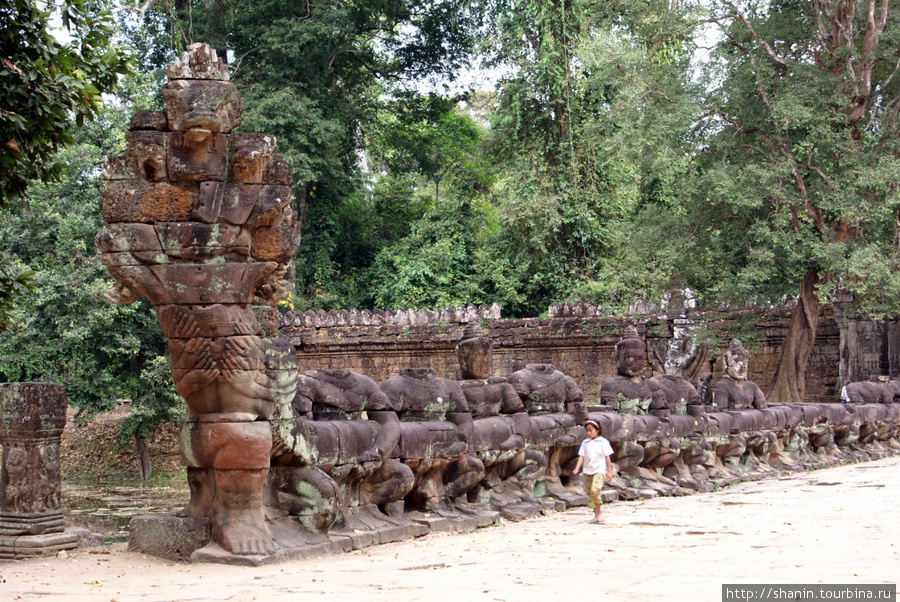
[578, 435, 614, 475]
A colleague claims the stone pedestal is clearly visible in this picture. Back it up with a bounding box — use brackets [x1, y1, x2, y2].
[0, 383, 78, 559]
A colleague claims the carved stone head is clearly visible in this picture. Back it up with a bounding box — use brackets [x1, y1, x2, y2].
[615, 325, 646, 378]
[162, 44, 242, 135]
[724, 338, 749, 381]
[455, 322, 493, 380]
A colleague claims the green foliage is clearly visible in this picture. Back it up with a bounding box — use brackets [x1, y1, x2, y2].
[0, 252, 32, 331]
[174, 0, 481, 310]
[370, 198, 493, 308]
[0, 99, 166, 416]
[118, 356, 183, 444]
[0, 0, 133, 329]
[369, 92, 487, 205]
[476, 0, 702, 316]
[681, 0, 900, 316]
[0, 0, 133, 207]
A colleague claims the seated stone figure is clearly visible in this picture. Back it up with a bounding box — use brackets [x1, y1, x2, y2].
[646, 347, 713, 490]
[507, 363, 586, 504]
[648, 374, 701, 416]
[649, 333, 705, 416]
[454, 324, 547, 509]
[508, 363, 585, 416]
[844, 377, 895, 404]
[600, 326, 666, 415]
[712, 339, 767, 410]
[456, 323, 523, 418]
[597, 327, 667, 478]
[380, 368, 485, 511]
[268, 369, 415, 531]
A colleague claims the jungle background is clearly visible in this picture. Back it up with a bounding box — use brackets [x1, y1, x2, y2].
[2, 0, 900, 480]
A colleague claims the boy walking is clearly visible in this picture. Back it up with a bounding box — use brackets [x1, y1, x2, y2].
[572, 419, 614, 524]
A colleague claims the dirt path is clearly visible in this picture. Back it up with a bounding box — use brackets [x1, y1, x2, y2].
[3, 456, 898, 602]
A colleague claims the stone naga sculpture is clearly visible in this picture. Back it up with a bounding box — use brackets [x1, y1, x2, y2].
[844, 376, 896, 404]
[98, 43, 299, 556]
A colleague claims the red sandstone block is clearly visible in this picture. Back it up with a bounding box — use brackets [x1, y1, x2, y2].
[250, 226, 297, 263]
[107, 261, 278, 305]
[102, 180, 197, 223]
[228, 133, 276, 184]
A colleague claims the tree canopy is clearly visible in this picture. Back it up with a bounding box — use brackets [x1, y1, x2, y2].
[0, 0, 132, 329]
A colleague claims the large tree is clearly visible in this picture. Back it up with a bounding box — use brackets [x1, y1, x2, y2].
[689, 0, 900, 402]
[479, 0, 702, 316]
[212, 0, 483, 309]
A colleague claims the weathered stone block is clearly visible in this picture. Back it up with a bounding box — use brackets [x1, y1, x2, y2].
[100, 155, 129, 181]
[125, 130, 168, 181]
[107, 261, 278, 305]
[96, 223, 163, 255]
[250, 226, 297, 262]
[167, 131, 227, 181]
[128, 514, 211, 563]
[128, 109, 168, 131]
[0, 383, 67, 536]
[166, 43, 230, 81]
[155, 304, 262, 338]
[0, 530, 78, 560]
[156, 222, 250, 260]
[229, 134, 277, 183]
[246, 185, 292, 226]
[193, 182, 261, 225]
[103, 180, 197, 223]
[0, 383, 66, 435]
[179, 421, 272, 469]
[264, 154, 292, 186]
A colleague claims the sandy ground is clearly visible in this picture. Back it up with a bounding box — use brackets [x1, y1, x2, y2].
[2, 456, 898, 602]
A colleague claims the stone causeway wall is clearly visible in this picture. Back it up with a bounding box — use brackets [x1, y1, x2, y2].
[281, 307, 842, 402]
[278, 303, 502, 329]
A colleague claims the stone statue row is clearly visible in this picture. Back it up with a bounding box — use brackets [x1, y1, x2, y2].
[594, 327, 899, 498]
[260, 322, 587, 545]
[98, 44, 900, 564]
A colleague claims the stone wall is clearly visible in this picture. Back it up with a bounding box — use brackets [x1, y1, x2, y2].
[282, 307, 844, 403]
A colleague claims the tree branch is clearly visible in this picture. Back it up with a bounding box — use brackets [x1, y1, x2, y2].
[721, 1, 787, 65]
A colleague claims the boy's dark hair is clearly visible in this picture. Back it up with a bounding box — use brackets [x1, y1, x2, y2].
[584, 419, 602, 435]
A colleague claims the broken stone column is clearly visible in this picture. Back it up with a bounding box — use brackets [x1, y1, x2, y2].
[0, 383, 78, 559]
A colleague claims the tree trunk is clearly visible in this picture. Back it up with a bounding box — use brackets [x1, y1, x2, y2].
[767, 268, 821, 403]
[135, 434, 152, 480]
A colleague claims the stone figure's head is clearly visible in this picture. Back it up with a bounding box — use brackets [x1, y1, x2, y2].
[663, 323, 696, 377]
[724, 339, 749, 381]
[615, 326, 646, 378]
[455, 322, 493, 380]
[162, 44, 243, 136]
